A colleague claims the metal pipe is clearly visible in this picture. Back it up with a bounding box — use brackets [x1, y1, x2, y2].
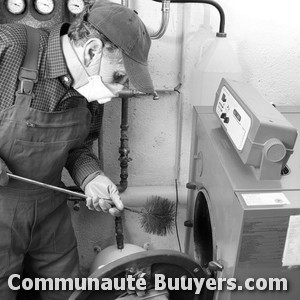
[117, 97, 131, 193]
[115, 86, 180, 193]
[115, 1, 171, 192]
[119, 185, 187, 206]
[150, 0, 171, 39]
[116, 89, 159, 100]
[97, 104, 104, 170]
[115, 216, 124, 249]
[116, 85, 181, 100]
[152, 0, 226, 35]
[121, 1, 171, 40]
[121, 0, 129, 7]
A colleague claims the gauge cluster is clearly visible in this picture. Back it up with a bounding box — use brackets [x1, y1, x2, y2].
[3, 0, 86, 17]
[0, 0, 86, 26]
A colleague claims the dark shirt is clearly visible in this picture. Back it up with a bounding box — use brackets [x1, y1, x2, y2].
[0, 23, 103, 187]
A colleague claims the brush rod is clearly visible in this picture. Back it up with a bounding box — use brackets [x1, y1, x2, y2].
[8, 173, 88, 199]
[7, 173, 140, 213]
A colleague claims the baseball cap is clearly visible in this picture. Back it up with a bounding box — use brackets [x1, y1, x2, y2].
[88, 1, 155, 94]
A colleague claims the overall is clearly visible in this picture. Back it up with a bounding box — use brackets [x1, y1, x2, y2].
[0, 26, 91, 299]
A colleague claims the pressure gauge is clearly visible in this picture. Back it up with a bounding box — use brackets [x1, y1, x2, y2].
[67, 0, 85, 15]
[6, 0, 26, 15]
[34, 0, 55, 15]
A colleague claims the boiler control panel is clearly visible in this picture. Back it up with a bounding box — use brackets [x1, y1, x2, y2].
[213, 78, 298, 179]
[215, 84, 251, 150]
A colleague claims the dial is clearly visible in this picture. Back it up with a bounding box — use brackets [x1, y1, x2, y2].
[34, 0, 55, 15]
[67, 0, 85, 15]
[6, 0, 26, 15]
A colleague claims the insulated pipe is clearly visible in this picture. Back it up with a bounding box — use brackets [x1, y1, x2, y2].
[152, 0, 226, 36]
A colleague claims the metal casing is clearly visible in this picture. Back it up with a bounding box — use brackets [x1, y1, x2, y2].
[185, 106, 300, 300]
[213, 79, 297, 176]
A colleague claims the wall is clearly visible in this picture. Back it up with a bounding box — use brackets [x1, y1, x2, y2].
[102, 0, 300, 186]
[72, 0, 300, 274]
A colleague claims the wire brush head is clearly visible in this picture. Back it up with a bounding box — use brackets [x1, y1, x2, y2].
[140, 196, 176, 236]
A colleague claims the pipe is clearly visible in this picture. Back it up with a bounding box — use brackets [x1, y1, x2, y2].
[116, 86, 180, 193]
[152, 0, 226, 36]
[119, 185, 187, 207]
[117, 97, 131, 193]
[97, 104, 104, 170]
[121, 0, 129, 7]
[150, 0, 171, 39]
[115, 216, 124, 249]
[117, 1, 170, 192]
[116, 2, 131, 193]
[117, 86, 181, 100]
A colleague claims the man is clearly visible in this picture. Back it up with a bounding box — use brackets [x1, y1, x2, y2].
[0, 1, 155, 299]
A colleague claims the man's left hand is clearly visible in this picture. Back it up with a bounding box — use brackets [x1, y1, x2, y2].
[84, 174, 124, 216]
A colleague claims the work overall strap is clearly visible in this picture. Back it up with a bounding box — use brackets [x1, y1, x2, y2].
[15, 25, 40, 106]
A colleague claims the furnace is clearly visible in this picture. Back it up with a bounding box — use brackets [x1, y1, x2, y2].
[184, 78, 300, 300]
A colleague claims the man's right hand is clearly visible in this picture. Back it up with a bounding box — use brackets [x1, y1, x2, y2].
[0, 158, 9, 186]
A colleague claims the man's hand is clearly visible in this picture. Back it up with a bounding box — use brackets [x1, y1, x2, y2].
[0, 158, 9, 186]
[84, 174, 124, 216]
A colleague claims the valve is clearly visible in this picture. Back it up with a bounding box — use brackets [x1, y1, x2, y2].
[208, 261, 224, 273]
[186, 182, 203, 190]
[184, 220, 193, 228]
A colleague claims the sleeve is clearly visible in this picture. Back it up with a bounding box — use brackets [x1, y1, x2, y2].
[0, 25, 26, 111]
[65, 102, 105, 189]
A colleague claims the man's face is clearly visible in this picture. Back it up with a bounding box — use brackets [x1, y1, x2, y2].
[75, 40, 128, 99]
[100, 45, 128, 86]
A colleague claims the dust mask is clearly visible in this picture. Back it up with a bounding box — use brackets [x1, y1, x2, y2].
[75, 75, 115, 104]
[71, 42, 115, 104]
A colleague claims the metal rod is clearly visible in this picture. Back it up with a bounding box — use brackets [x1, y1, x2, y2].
[7, 173, 140, 213]
[8, 173, 88, 199]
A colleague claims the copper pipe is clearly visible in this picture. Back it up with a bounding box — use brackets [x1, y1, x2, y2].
[150, 0, 171, 39]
